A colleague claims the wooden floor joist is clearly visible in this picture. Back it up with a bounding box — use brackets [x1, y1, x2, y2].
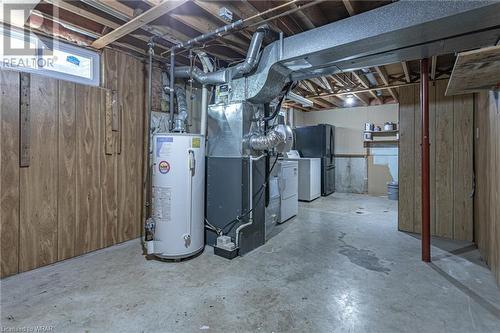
[91, 1, 187, 49]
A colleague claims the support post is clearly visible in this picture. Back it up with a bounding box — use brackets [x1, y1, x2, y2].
[145, 40, 154, 220]
[420, 58, 431, 262]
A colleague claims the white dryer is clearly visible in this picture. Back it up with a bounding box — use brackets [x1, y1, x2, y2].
[285, 151, 321, 202]
[278, 160, 298, 223]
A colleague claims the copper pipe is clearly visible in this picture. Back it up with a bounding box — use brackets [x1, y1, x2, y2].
[420, 58, 431, 262]
[160, 0, 322, 56]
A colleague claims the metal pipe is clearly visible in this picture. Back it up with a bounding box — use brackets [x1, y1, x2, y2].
[146, 45, 154, 187]
[235, 154, 265, 248]
[143, 40, 154, 243]
[420, 58, 431, 263]
[174, 25, 268, 85]
[231, 25, 269, 78]
[160, 0, 309, 57]
[201, 84, 208, 136]
[174, 20, 244, 51]
[174, 66, 227, 85]
[169, 51, 175, 131]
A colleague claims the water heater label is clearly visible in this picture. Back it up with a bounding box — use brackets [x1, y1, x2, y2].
[191, 137, 201, 148]
[158, 161, 170, 174]
[156, 136, 173, 157]
[152, 186, 172, 221]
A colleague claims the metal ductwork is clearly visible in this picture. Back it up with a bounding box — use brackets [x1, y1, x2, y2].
[230, 25, 269, 79]
[175, 25, 270, 85]
[249, 124, 293, 153]
[174, 85, 188, 117]
[361, 69, 378, 87]
[227, 0, 500, 103]
[174, 66, 228, 85]
[172, 85, 188, 132]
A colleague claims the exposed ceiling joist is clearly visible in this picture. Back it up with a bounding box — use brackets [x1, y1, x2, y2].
[369, 91, 382, 104]
[342, 0, 356, 16]
[91, 0, 187, 49]
[309, 77, 329, 91]
[388, 88, 399, 102]
[303, 80, 317, 94]
[169, 12, 248, 55]
[44, 0, 176, 56]
[352, 71, 369, 89]
[304, 79, 436, 100]
[402, 61, 411, 83]
[319, 77, 333, 92]
[46, 0, 120, 29]
[97, 0, 135, 18]
[375, 66, 398, 102]
[192, 0, 253, 39]
[323, 96, 344, 107]
[289, 3, 315, 30]
[374, 66, 389, 85]
[313, 98, 335, 109]
[431, 56, 437, 81]
[354, 93, 370, 106]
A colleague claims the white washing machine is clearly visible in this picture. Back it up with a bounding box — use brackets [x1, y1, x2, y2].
[285, 151, 321, 202]
[278, 160, 298, 223]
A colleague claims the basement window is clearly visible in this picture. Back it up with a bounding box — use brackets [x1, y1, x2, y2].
[1, 26, 100, 86]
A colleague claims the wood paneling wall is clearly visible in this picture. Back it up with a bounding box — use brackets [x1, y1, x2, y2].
[102, 49, 145, 243]
[398, 80, 474, 241]
[1, 70, 20, 277]
[0, 50, 145, 278]
[474, 91, 500, 285]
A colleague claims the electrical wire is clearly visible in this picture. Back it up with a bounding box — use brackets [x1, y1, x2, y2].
[219, 155, 280, 234]
[262, 81, 296, 122]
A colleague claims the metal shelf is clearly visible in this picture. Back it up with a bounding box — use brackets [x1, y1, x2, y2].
[363, 130, 399, 137]
[363, 140, 399, 148]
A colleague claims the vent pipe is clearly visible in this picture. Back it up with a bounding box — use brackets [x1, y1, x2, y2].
[174, 25, 270, 85]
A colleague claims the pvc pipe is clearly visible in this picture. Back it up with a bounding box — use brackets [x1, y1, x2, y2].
[420, 58, 431, 262]
[169, 51, 175, 131]
[198, 53, 211, 136]
[201, 84, 208, 136]
[235, 155, 265, 248]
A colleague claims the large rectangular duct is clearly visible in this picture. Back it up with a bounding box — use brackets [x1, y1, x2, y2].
[228, 0, 500, 103]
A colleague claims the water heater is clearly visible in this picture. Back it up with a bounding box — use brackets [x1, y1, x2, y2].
[149, 133, 205, 259]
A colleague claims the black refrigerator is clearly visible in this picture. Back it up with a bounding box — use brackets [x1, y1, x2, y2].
[293, 124, 335, 196]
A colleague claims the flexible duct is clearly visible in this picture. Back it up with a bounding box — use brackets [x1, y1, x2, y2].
[249, 127, 286, 151]
[174, 25, 269, 85]
[174, 85, 188, 119]
[172, 85, 188, 132]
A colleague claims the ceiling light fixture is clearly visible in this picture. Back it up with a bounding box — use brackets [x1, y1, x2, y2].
[345, 94, 355, 106]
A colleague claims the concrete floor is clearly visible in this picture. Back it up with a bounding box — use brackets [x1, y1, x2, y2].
[1, 193, 499, 332]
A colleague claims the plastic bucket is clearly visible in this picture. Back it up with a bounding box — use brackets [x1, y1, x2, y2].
[387, 182, 399, 200]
